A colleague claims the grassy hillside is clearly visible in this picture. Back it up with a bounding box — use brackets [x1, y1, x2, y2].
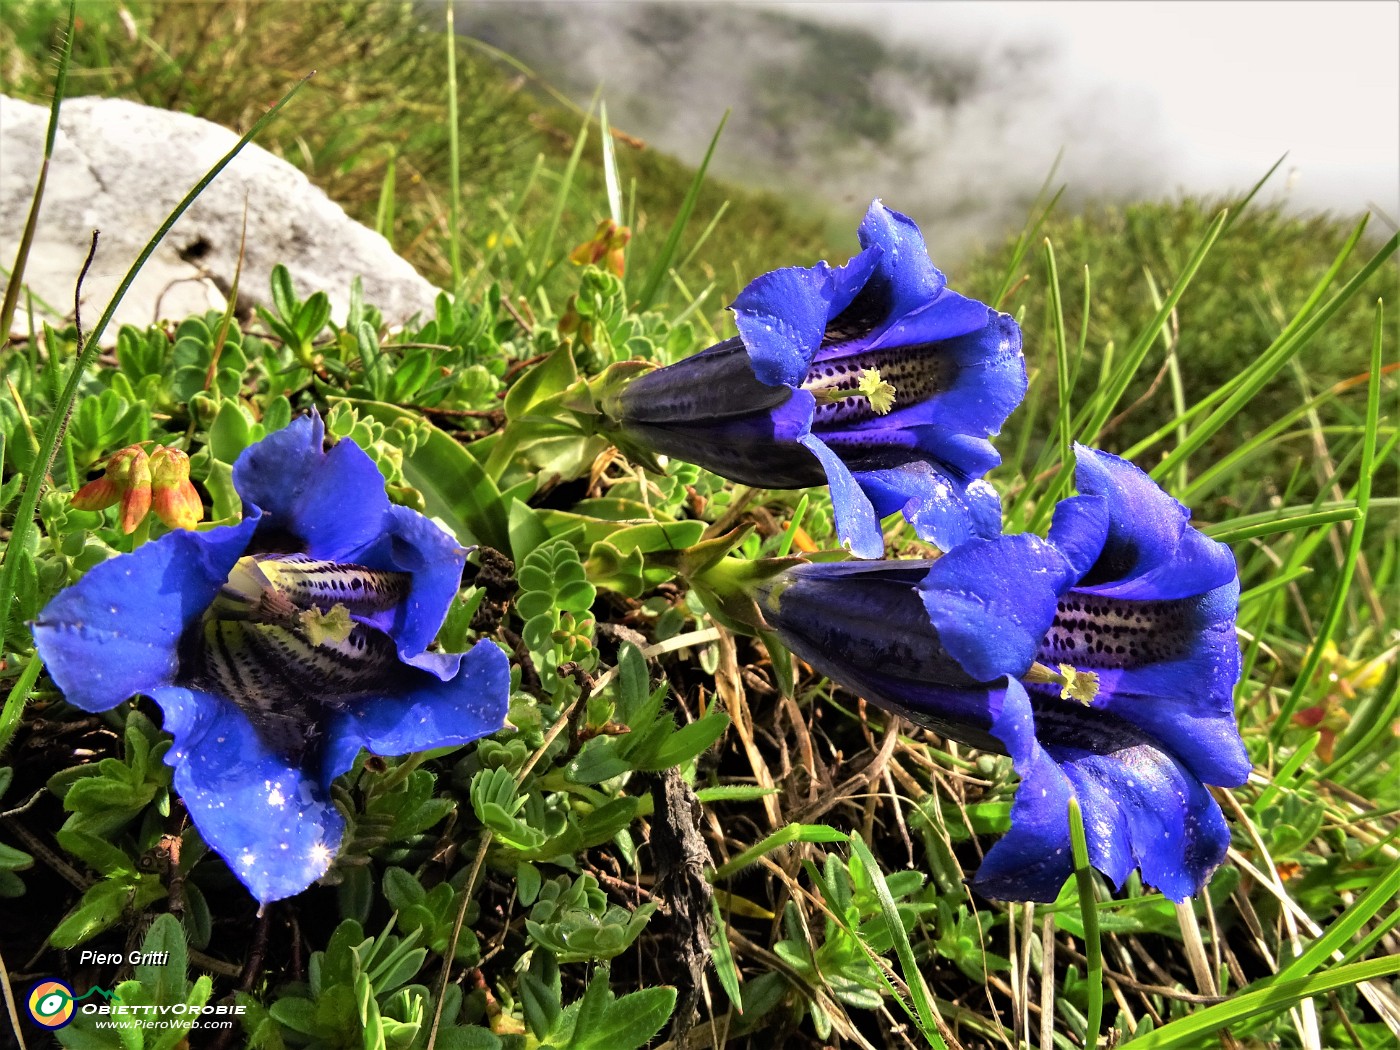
[2, 0, 836, 317]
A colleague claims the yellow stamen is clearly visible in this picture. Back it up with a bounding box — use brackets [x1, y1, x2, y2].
[298, 603, 355, 646]
[856, 367, 897, 414]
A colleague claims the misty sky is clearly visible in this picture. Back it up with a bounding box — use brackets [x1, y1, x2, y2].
[784, 0, 1400, 223]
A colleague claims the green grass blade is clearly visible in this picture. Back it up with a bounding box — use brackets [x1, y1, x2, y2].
[444, 1, 463, 289]
[1251, 733, 1320, 812]
[1067, 797, 1104, 1046]
[1317, 661, 1400, 782]
[0, 72, 311, 657]
[1204, 505, 1363, 544]
[1075, 210, 1229, 448]
[848, 834, 947, 1048]
[1150, 229, 1395, 482]
[1143, 267, 1190, 491]
[1124, 215, 1370, 464]
[1237, 565, 1312, 605]
[1271, 299, 1386, 740]
[707, 823, 846, 882]
[1218, 154, 1288, 235]
[1026, 240, 1074, 533]
[522, 106, 592, 296]
[1181, 365, 1387, 501]
[375, 146, 398, 244]
[1271, 856, 1400, 984]
[990, 153, 1064, 308]
[634, 110, 729, 311]
[676, 200, 731, 279]
[1121, 955, 1400, 1048]
[599, 101, 622, 227]
[0, 0, 76, 344]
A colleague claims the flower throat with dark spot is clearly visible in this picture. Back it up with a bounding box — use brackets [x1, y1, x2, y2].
[801, 344, 951, 426]
[184, 554, 410, 759]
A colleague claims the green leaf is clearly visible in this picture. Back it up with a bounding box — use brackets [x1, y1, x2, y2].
[504, 345, 579, 418]
[269, 996, 319, 1035]
[382, 866, 427, 912]
[340, 398, 509, 550]
[709, 896, 743, 1012]
[55, 830, 133, 877]
[508, 499, 553, 564]
[270, 263, 296, 320]
[640, 712, 729, 770]
[207, 398, 253, 464]
[139, 918, 190, 1013]
[564, 740, 632, 785]
[50, 876, 165, 948]
[519, 969, 563, 1041]
[569, 984, 676, 1050]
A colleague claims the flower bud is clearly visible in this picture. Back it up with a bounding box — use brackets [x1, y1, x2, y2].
[569, 218, 631, 277]
[70, 475, 121, 513]
[150, 446, 204, 530]
[118, 448, 153, 534]
[72, 446, 154, 533]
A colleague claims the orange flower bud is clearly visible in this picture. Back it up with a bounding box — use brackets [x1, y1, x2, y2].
[568, 218, 631, 277]
[71, 475, 121, 512]
[150, 447, 204, 530]
[117, 448, 153, 534]
[72, 446, 155, 534]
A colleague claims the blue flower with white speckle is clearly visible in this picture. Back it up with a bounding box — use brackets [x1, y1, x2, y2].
[756, 445, 1249, 901]
[32, 412, 509, 904]
[606, 200, 1026, 557]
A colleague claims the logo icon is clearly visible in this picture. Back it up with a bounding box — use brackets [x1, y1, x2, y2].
[27, 979, 76, 1029]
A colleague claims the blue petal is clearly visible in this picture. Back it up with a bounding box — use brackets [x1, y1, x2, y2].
[734, 246, 882, 387]
[233, 411, 390, 559]
[851, 459, 1002, 551]
[867, 311, 1027, 438]
[918, 535, 1074, 682]
[971, 679, 1077, 902]
[1046, 494, 1111, 579]
[320, 637, 510, 785]
[972, 679, 1233, 902]
[797, 433, 884, 559]
[1082, 580, 1251, 788]
[31, 516, 259, 711]
[852, 202, 951, 327]
[1071, 445, 1236, 601]
[155, 686, 344, 905]
[349, 504, 469, 661]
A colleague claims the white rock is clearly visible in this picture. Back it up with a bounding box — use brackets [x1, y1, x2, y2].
[0, 94, 442, 342]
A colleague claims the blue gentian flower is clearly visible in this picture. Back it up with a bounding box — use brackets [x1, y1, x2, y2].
[32, 413, 510, 904]
[756, 445, 1248, 902]
[607, 200, 1026, 558]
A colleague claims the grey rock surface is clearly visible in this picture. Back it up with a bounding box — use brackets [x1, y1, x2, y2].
[0, 94, 442, 341]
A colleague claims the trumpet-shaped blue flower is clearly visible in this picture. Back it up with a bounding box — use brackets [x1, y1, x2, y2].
[756, 445, 1248, 902]
[607, 200, 1026, 557]
[32, 413, 510, 904]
